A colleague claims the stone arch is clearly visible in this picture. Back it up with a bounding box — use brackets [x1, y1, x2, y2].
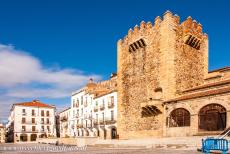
[198, 103, 226, 131]
[110, 126, 117, 139]
[166, 103, 193, 117]
[30, 134, 37, 141]
[167, 108, 190, 127]
[20, 134, 28, 142]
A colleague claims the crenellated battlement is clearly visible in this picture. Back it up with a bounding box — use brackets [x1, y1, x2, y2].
[119, 10, 207, 46]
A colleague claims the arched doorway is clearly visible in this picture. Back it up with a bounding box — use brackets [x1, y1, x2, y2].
[111, 127, 117, 139]
[199, 104, 226, 131]
[97, 129, 100, 137]
[30, 134, 37, 141]
[20, 134, 28, 142]
[39, 134, 47, 138]
[104, 129, 107, 140]
[168, 108, 190, 127]
[85, 130, 89, 136]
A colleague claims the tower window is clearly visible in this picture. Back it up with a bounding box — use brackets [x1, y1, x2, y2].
[129, 38, 146, 52]
[184, 34, 201, 50]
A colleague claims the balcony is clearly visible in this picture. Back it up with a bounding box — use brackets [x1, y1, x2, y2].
[105, 119, 116, 125]
[60, 116, 68, 122]
[22, 112, 27, 116]
[22, 122, 37, 125]
[63, 123, 68, 128]
[93, 121, 99, 126]
[84, 102, 88, 107]
[100, 105, 105, 111]
[75, 114, 79, 118]
[94, 106, 98, 112]
[99, 120, 105, 125]
[87, 123, 92, 128]
[76, 124, 83, 128]
[88, 115, 93, 119]
[108, 102, 114, 108]
[21, 129, 39, 133]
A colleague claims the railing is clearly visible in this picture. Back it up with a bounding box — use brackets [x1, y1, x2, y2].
[87, 124, 92, 128]
[93, 121, 99, 126]
[202, 138, 228, 154]
[21, 129, 39, 132]
[84, 115, 92, 119]
[22, 112, 27, 116]
[76, 124, 83, 128]
[60, 116, 68, 122]
[94, 106, 98, 112]
[105, 119, 116, 125]
[21, 122, 37, 124]
[108, 102, 114, 108]
[99, 120, 105, 125]
[100, 105, 105, 110]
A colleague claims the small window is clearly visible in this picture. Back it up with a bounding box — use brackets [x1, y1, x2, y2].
[32, 109, 35, 116]
[41, 110, 44, 116]
[111, 110, 114, 121]
[32, 126, 36, 131]
[22, 126, 26, 131]
[46, 111, 49, 116]
[184, 35, 200, 50]
[22, 118, 26, 124]
[129, 38, 146, 52]
[32, 118, 35, 124]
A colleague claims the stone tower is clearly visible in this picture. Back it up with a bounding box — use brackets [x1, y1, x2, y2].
[117, 11, 208, 139]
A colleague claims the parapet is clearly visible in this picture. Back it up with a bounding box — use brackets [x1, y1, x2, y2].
[118, 10, 207, 45]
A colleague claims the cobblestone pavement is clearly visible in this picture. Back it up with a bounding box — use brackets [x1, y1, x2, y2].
[0, 143, 200, 154]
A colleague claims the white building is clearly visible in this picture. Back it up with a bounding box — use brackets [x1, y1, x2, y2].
[7, 100, 56, 142]
[0, 124, 5, 143]
[59, 107, 71, 137]
[64, 75, 118, 139]
[93, 91, 117, 139]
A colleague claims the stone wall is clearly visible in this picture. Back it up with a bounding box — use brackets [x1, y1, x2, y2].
[164, 93, 230, 137]
[117, 11, 208, 139]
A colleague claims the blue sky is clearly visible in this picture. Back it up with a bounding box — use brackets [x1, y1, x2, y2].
[0, 0, 230, 122]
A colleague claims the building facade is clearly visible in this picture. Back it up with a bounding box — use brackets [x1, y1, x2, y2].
[0, 124, 5, 143]
[60, 75, 118, 139]
[59, 107, 71, 137]
[7, 100, 56, 142]
[117, 11, 230, 139]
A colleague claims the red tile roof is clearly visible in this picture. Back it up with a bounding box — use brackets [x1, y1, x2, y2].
[14, 100, 55, 108]
[183, 79, 230, 92]
[164, 86, 230, 103]
[209, 66, 230, 73]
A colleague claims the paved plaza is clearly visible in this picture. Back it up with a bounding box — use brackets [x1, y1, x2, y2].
[0, 143, 200, 154]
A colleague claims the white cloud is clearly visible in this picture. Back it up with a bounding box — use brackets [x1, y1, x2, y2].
[0, 44, 102, 121]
